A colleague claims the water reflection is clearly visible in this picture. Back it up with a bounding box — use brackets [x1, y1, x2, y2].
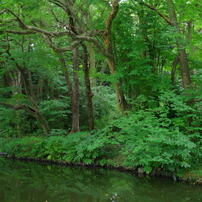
[0, 157, 201, 202]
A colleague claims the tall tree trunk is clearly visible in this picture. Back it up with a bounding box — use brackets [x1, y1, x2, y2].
[178, 49, 192, 88]
[82, 43, 94, 131]
[166, 0, 193, 127]
[103, 0, 130, 114]
[30, 107, 51, 135]
[166, 0, 192, 89]
[171, 56, 179, 86]
[69, 47, 80, 134]
[88, 42, 96, 88]
[57, 52, 80, 134]
[138, 0, 192, 88]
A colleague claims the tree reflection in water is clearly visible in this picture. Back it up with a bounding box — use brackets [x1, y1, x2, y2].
[0, 157, 202, 202]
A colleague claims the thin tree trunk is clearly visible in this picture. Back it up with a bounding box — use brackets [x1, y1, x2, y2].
[69, 47, 80, 134]
[57, 52, 80, 134]
[82, 43, 94, 131]
[88, 42, 96, 88]
[171, 56, 179, 86]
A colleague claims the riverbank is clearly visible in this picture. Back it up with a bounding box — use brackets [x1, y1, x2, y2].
[1, 151, 202, 185]
[0, 134, 202, 185]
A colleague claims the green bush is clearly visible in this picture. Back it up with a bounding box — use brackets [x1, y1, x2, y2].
[107, 110, 197, 173]
[0, 106, 17, 137]
[0, 100, 201, 175]
[40, 99, 70, 130]
[0, 132, 112, 165]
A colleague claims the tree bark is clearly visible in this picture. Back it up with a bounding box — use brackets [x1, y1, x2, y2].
[82, 43, 94, 131]
[166, 0, 192, 89]
[69, 47, 80, 134]
[88, 42, 96, 87]
[57, 52, 80, 134]
[103, 0, 130, 114]
[171, 56, 179, 86]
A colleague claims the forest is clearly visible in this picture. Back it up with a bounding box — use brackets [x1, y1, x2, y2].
[0, 0, 202, 177]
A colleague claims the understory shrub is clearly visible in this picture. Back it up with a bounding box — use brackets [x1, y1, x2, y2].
[107, 110, 197, 173]
[40, 99, 70, 130]
[0, 101, 201, 174]
[0, 132, 113, 165]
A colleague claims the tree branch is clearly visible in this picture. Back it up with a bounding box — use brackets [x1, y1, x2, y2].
[0, 9, 7, 14]
[0, 30, 36, 35]
[106, 0, 119, 31]
[0, 102, 37, 113]
[2, 8, 112, 58]
[77, 35, 112, 58]
[48, 0, 84, 29]
[135, 0, 174, 26]
[0, 18, 17, 23]
[42, 34, 81, 52]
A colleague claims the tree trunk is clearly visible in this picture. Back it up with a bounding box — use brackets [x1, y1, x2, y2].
[178, 49, 192, 88]
[88, 42, 96, 88]
[171, 56, 179, 86]
[103, 0, 130, 114]
[69, 47, 80, 134]
[82, 43, 94, 131]
[166, 0, 192, 89]
[57, 52, 80, 134]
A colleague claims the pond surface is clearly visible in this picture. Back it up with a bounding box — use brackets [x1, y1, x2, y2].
[0, 157, 202, 202]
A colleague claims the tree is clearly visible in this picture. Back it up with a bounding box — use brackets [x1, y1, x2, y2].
[0, 33, 51, 135]
[134, 0, 192, 89]
[0, 0, 125, 133]
[1, 0, 202, 135]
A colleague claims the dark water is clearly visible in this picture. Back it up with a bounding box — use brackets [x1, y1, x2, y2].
[0, 157, 202, 202]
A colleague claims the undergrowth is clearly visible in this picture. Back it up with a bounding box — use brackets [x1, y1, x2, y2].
[0, 112, 201, 174]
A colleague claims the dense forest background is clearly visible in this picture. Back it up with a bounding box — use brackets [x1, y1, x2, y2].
[1, 0, 202, 173]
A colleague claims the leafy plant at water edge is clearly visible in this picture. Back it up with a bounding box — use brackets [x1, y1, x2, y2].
[107, 108, 198, 173]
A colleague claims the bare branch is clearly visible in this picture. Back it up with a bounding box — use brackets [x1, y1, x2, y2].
[0, 102, 36, 113]
[42, 34, 81, 52]
[0, 30, 36, 35]
[75, 35, 112, 58]
[135, 0, 174, 26]
[0, 18, 17, 23]
[43, 34, 111, 58]
[48, 0, 66, 10]
[0, 9, 7, 14]
[49, 0, 84, 30]
[2, 8, 111, 58]
[6, 8, 28, 29]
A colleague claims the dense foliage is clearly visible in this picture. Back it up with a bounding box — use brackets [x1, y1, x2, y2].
[0, 0, 202, 174]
